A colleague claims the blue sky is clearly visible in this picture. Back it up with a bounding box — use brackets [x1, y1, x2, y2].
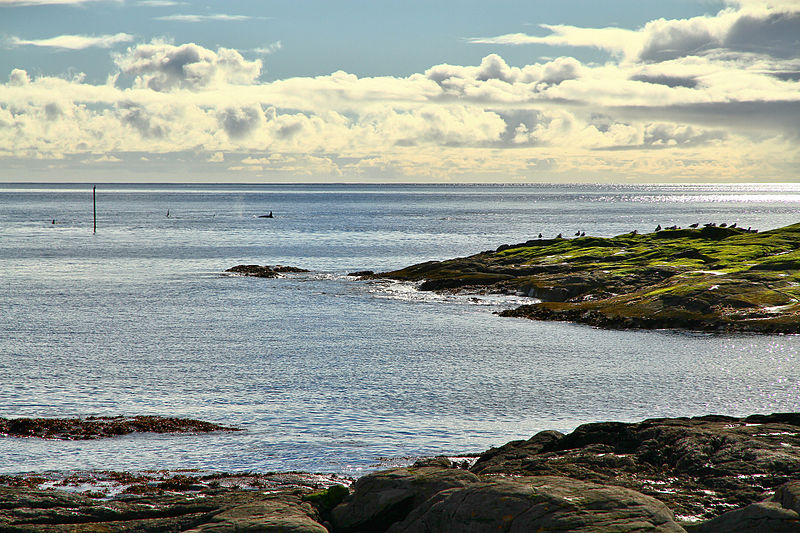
[1, 0, 798, 182]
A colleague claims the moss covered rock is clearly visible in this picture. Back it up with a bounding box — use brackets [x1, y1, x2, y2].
[380, 223, 800, 332]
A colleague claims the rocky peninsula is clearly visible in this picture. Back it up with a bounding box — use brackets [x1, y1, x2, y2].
[373, 222, 800, 332]
[3, 413, 800, 531]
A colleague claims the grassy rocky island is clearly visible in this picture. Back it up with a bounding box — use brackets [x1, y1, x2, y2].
[376, 222, 800, 333]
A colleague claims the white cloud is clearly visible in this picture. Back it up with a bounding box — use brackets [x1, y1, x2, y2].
[8, 68, 30, 85]
[9, 33, 134, 50]
[0, 29, 798, 182]
[469, 26, 636, 57]
[138, 0, 185, 6]
[469, 3, 800, 64]
[154, 13, 253, 22]
[0, 0, 111, 5]
[114, 41, 262, 91]
[252, 41, 282, 56]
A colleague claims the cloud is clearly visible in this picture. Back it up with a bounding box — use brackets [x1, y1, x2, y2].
[9, 33, 134, 50]
[138, 0, 185, 5]
[218, 106, 263, 139]
[8, 68, 30, 85]
[469, 26, 636, 57]
[252, 41, 282, 56]
[115, 41, 262, 91]
[0, 29, 798, 182]
[0, 0, 109, 5]
[469, 3, 800, 65]
[154, 13, 253, 22]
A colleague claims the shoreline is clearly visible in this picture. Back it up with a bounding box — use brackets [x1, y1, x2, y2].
[3, 412, 799, 532]
[372, 222, 800, 334]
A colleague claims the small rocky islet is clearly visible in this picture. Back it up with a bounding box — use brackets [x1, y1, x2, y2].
[372, 221, 800, 333]
[3, 414, 800, 531]
[224, 264, 310, 278]
[0, 415, 240, 440]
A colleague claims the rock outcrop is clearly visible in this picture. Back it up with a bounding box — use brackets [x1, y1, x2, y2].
[377, 223, 800, 332]
[0, 416, 239, 440]
[3, 414, 800, 531]
[389, 475, 686, 533]
[0, 485, 327, 532]
[470, 413, 800, 522]
[225, 265, 309, 277]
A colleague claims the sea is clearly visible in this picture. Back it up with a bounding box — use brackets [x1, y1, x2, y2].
[2, 182, 800, 477]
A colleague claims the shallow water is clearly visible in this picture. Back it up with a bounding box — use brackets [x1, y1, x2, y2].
[2, 183, 800, 476]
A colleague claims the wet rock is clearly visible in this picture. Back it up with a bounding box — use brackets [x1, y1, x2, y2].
[330, 466, 479, 532]
[347, 270, 375, 277]
[391, 475, 686, 533]
[184, 493, 327, 532]
[225, 264, 309, 277]
[470, 414, 800, 521]
[0, 473, 342, 532]
[272, 265, 310, 273]
[0, 416, 239, 440]
[687, 481, 800, 532]
[225, 264, 280, 277]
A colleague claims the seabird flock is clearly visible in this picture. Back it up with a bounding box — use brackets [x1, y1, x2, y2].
[538, 222, 758, 239]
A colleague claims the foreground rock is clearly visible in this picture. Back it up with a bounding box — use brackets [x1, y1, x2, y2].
[0, 416, 239, 440]
[471, 413, 800, 523]
[378, 223, 800, 332]
[333, 468, 684, 532]
[3, 414, 800, 531]
[225, 264, 309, 277]
[0, 475, 333, 533]
[687, 481, 800, 532]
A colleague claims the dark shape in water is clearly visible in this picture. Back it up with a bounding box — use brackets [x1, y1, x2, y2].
[0, 415, 240, 440]
[225, 264, 309, 278]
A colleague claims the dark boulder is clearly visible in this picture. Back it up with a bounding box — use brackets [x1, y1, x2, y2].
[330, 466, 479, 532]
[391, 475, 686, 533]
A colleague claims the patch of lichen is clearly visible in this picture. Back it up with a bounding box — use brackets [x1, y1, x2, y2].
[380, 223, 800, 332]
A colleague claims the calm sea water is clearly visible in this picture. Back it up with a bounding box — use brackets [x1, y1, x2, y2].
[2, 183, 800, 476]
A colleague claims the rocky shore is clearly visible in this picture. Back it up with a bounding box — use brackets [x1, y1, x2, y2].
[3, 413, 800, 531]
[372, 223, 800, 333]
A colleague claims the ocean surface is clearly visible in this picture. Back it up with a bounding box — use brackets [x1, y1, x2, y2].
[2, 182, 800, 477]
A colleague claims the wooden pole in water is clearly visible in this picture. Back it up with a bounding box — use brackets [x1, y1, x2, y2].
[93, 186, 96, 234]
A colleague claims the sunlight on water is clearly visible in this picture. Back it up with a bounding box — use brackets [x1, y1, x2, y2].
[2, 183, 800, 475]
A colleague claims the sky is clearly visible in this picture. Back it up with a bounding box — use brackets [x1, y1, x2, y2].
[1, 0, 799, 183]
